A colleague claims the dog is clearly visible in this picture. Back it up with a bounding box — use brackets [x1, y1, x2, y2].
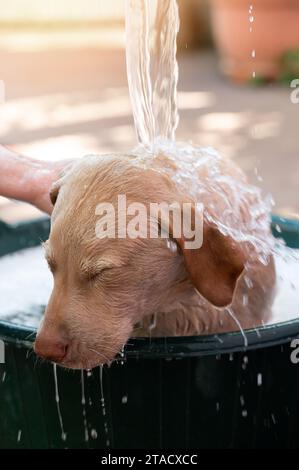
[34, 143, 276, 369]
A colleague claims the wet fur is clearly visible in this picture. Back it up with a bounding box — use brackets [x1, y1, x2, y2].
[35, 150, 276, 368]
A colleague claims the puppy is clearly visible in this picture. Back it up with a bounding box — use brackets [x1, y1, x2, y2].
[34, 144, 275, 369]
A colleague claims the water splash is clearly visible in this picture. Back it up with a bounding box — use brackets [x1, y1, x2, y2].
[53, 364, 67, 442]
[125, 0, 179, 148]
[132, 140, 275, 264]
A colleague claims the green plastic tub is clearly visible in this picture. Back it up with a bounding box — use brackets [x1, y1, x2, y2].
[0, 215, 299, 449]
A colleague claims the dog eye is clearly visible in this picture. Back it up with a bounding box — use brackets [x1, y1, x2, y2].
[87, 272, 100, 282]
[86, 267, 111, 283]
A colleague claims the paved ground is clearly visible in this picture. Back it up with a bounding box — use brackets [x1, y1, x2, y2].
[0, 29, 298, 222]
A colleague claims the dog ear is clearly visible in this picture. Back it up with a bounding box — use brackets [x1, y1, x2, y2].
[167, 204, 246, 307]
[49, 180, 61, 206]
[49, 160, 76, 207]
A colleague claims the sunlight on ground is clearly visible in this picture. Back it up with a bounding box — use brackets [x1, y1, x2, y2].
[194, 111, 283, 160]
[0, 0, 124, 23]
[0, 91, 132, 135]
[250, 116, 281, 140]
[0, 28, 125, 52]
[198, 112, 249, 132]
[0, 90, 216, 142]
[178, 91, 216, 110]
[14, 134, 102, 161]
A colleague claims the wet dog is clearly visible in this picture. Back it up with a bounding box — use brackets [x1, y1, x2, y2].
[34, 144, 275, 369]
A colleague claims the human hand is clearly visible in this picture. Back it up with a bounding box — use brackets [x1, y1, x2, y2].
[29, 159, 73, 214]
[0, 145, 73, 215]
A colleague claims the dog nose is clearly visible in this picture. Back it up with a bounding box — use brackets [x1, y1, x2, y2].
[34, 334, 68, 363]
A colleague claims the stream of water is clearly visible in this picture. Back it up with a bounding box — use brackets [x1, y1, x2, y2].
[125, 0, 179, 147]
[53, 363, 67, 442]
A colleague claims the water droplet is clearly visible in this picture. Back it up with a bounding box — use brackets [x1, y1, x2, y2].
[226, 307, 248, 347]
[53, 364, 67, 442]
[99, 366, 110, 446]
[244, 276, 253, 289]
[81, 370, 89, 442]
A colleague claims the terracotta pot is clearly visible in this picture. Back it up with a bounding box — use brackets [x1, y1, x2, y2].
[209, 0, 299, 82]
[177, 0, 210, 50]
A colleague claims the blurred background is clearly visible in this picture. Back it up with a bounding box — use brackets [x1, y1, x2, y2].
[0, 0, 298, 222]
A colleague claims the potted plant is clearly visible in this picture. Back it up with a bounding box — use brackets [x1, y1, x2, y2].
[209, 0, 299, 82]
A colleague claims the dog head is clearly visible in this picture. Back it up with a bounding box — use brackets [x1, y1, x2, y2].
[34, 154, 245, 369]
